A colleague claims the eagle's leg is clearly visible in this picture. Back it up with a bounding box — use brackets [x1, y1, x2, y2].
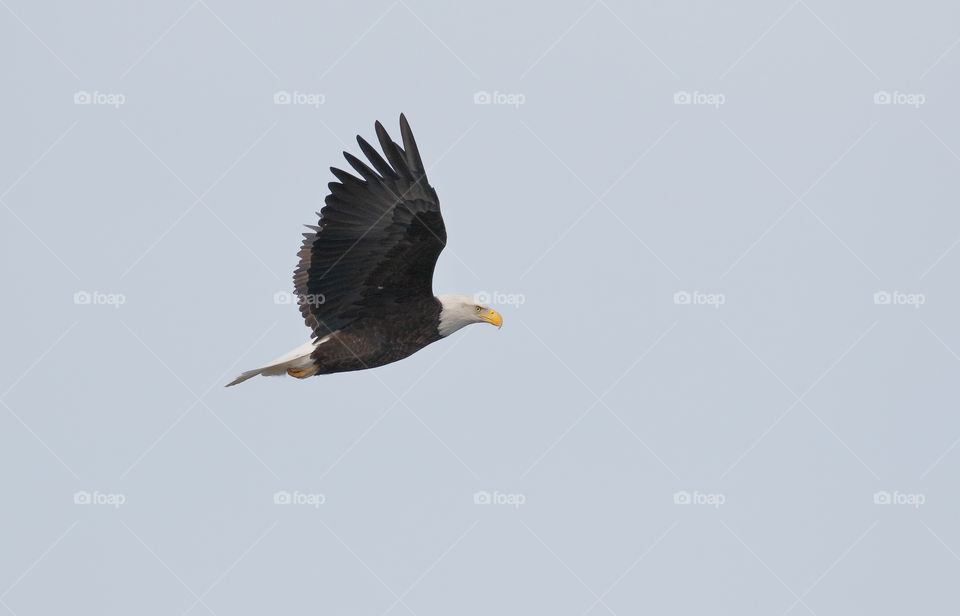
[287, 365, 318, 379]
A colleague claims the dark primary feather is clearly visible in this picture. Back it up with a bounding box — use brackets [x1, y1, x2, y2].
[293, 114, 446, 339]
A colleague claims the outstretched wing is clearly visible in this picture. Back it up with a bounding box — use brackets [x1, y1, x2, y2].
[293, 114, 446, 338]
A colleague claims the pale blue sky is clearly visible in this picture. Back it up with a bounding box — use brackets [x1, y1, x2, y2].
[3, 1, 960, 613]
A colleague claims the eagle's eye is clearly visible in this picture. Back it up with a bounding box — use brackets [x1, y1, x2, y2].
[475, 306, 482, 313]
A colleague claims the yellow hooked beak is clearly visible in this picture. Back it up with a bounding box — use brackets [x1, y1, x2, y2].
[480, 308, 503, 328]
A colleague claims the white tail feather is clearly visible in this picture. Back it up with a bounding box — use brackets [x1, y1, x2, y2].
[225, 337, 328, 387]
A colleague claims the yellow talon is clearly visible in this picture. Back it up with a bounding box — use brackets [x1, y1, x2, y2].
[287, 365, 318, 379]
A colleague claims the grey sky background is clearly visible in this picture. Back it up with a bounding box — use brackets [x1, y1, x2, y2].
[3, 0, 960, 613]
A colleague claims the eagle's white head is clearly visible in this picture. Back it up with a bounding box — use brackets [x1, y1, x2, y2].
[436, 293, 503, 337]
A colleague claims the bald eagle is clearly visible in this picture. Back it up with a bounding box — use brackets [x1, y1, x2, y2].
[226, 115, 502, 387]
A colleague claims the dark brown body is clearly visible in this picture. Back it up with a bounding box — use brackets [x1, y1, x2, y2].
[308, 297, 442, 375]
